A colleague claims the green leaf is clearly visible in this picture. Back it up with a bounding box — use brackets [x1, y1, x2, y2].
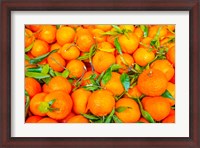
[82, 85, 100, 91]
[29, 49, 58, 64]
[38, 102, 49, 113]
[112, 25, 123, 34]
[25, 90, 29, 96]
[54, 71, 62, 76]
[134, 64, 143, 73]
[114, 38, 122, 54]
[113, 115, 122, 123]
[105, 108, 115, 123]
[25, 41, 34, 52]
[101, 68, 112, 85]
[102, 31, 118, 36]
[140, 25, 148, 37]
[82, 114, 99, 120]
[49, 68, 56, 77]
[41, 64, 49, 74]
[25, 54, 30, 61]
[96, 71, 105, 84]
[62, 69, 70, 78]
[42, 77, 51, 84]
[115, 106, 131, 113]
[25, 95, 30, 117]
[26, 67, 42, 73]
[77, 53, 89, 60]
[25, 72, 50, 79]
[141, 110, 155, 123]
[110, 64, 122, 71]
[48, 99, 56, 106]
[162, 90, 175, 100]
[120, 73, 130, 91]
[56, 25, 60, 29]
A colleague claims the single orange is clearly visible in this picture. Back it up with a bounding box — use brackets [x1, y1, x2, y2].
[25, 77, 42, 98]
[38, 25, 57, 43]
[94, 25, 112, 32]
[91, 28, 107, 43]
[97, 41, 115, 53]
[31, 39, 50, 57]
[66, 60, 86, 78]
[166, 46, 175, 66]
[126, 85, 142, 98]
[115, 98, 141, 123]
[137, 69, 168, 96]
[37, 117, 58, 123]
[25, 28, 35, 48]
[60, 43, 80, 60]
[116, 53, 134, 73]
[60, 112, 76, 123]
[25, 115, 42, 123]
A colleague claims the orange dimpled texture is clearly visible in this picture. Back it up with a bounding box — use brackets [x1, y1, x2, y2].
[31, 40, 50, 57]
[60, 43, 80, 60]
[137, 69, 168, 96]
[38, 25, 57, 43]
[66, 60, 85, 78]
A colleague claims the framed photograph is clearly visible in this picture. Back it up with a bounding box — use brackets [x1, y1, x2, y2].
[0, 0, 199, 147]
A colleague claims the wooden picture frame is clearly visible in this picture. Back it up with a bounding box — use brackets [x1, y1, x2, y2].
[0, 0, 199, 147]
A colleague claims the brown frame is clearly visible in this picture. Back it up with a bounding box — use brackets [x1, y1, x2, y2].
[0, 0, 199, 147]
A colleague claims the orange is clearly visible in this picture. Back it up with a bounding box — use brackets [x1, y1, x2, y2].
[133, 47, 155, 66]
[166, 46, 175, 66]
[148, 25, 168, 39]
[142, 96, 171, 121]
[167, 25, 175, 31]
[119, 25, 135, 32]
[48, 76, 72, 94]
[94, 25, 112, 32]
[29, 92, 47, 116]
[91, 28, 107, 43]
[26, 25, 42, 32]
[101, 72, 124, 96]
[25, 77, 42, 98]
[60, 112, 76, 123]
[50, 42, 61, 52]
[87, 89, 115, 116]
[38, 25, 57, 43]
[67, 115, 89, 123]
[31, 39, 50, 57]
[116, 53, 134, 73]
[134, 27, 143, 39]
[97, 41, 115, 53]
[162, 114, 175, 123]
[150, 59, 175, 81]
[44, 90, 73, 120]
[126, 85, 142, 98]
[71, 88, 91, 114]
[115, 98, 141, 123]
[37, 117, 58, 123]
[118, 33, 139, 54]
[60, 43, 80, 60]
[42, 84, 52, 93]
[92, 50, 116, 73]
[25, 28, 35, 48]
[66, 60, 86, 78]
[56, 26, 75, 46]
[81, 71, 98, 86]
[47, 52, 66, 72]
[137, 69, 168, 96]
[76, 29, 95, 52]
[25, 115, 42, 123]
[139, 37, 153, 48]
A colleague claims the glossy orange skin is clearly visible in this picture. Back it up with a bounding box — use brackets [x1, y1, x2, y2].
[66, 60, 86, 78]
[31, 40, 50, 57]
[26, 116, 42, 123]
[38, 25, 57, 43]
[25, 77, 42, 98]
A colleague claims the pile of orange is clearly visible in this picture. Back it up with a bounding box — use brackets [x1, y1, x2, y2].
[25, 24, 175, 123]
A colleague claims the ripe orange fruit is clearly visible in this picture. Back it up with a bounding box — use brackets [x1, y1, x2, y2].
[44, 90, 73, 120]
[139, 37, 153, 48]
[87, 89, 115, 116]
[94, 25, 112, 32]
[97, 41, 115, 53]
[71, 88, 91, 114]
[37, 117, 58, 123]
[126, 85, 142, 98]
[118, 33, 139, 54]
[116, 53, 134, 73]
[119, 25, 135, 32]
[148, 25, 168, 39]
[67, 115, 89, 123]
[38, 25, 57, 43]
[42, 84, 52, 93]
[29, 92, 47, 116]
[48, 76, 72, 94]
[167, 25, 175, 31]
[31, 39, 50, 57]
[133, 47, 155, 66]
[60, 112, 76, 123]
[66, 59, 86, 78]
[25, 77, 42, 98]
[138, 117, 149, 123]
[141, 96, 171, 121]
[47, 52, 66, 72]
[92, 50, 116, 73]
[56, 26, 75, 46]
[25, 115, 42, 123]
[134, 27, 143, 39]
[166, 46, 175, 66]
[26, 25, 42, 32]
[137, 69, 168, 96]
[150, 59, 175, 81]
[76, 29, 95, 52]
[60, 43, 80, 60]
[101, 72, 124, 96]
[91, 28, 107, 43]
[81, 71, 98, 86]
[115, 98, 141, 123]
[162, 114, 175, 123]
[50, 42, 61, 52]
[25, 28, 35, 48]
